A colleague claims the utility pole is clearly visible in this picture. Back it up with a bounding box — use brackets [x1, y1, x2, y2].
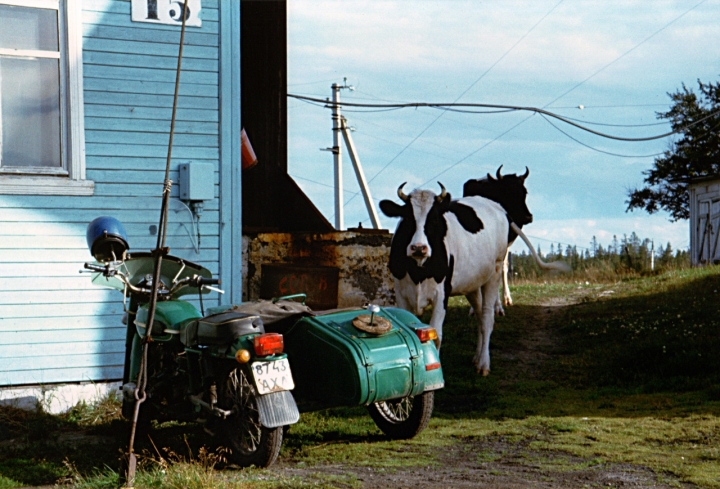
[651, 240, 655, 271]
[325, 79, 382, 230]
[330, 79, 353, 230]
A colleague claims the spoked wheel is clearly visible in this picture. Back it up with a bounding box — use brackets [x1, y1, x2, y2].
[367, 390, 434, 439]
[219, 368, 283, 468]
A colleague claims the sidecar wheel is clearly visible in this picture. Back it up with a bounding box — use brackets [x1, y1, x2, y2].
[219, 368, 283, 468]
[368, 390, 434, 439]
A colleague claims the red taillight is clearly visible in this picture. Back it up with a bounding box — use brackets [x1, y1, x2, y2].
[415, 327, 438, 343]
[254, 333, 284, 356]
[425, 362, 441, 371]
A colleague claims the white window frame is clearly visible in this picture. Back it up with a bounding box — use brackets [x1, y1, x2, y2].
[0, 0, 92, 195]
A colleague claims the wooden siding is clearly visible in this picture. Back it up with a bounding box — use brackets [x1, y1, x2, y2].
[0, 0, 227, 387]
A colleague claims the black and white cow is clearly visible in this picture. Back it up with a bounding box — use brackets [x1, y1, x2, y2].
[380, 180, 568, 376]
[380, 183, 509, 376]
[463, 165, 533, 314]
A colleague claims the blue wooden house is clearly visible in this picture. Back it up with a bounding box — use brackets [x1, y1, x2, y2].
[0, 0, 243, 390]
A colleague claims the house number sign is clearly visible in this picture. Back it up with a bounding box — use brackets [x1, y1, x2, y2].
[131, 0, 202, 27]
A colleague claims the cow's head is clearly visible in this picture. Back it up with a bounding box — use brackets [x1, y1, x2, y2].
[463, 165, 533, 227]
[380, 182, 452, 266]
[380, 182, 484, 284]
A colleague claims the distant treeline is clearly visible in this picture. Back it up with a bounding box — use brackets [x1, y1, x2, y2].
[511, 232, 690, 281]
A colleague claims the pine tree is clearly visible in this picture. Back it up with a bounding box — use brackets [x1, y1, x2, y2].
[627, 79, 720, 221]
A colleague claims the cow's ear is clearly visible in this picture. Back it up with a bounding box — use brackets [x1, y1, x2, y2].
[379, 200, 406, 217]
[437, 193, 452, 210]
[449, 202, 484, 234]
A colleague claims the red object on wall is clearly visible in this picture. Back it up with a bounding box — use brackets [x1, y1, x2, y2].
[241, 128, 258, 170]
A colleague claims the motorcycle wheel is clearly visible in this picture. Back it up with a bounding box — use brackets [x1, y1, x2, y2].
[367, 390, 434, 439]
[219, 368, 283, 468]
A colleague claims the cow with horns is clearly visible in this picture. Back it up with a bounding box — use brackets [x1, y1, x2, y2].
[463, 165, 533, 315]
[380, 177, 568, 376]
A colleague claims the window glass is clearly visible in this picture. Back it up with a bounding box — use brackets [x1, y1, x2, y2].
[0, 4, 59, 51]
[0, 57, 61, 168]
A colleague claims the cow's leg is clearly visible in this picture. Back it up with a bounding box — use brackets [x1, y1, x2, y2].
[465, 289, 486, 374]
[428, 290, 447, 350]
[502, 250, 513, 307]
[494, 297, 505, 317]
[467, 282, 499, 376]
[395, 290, 413, 314]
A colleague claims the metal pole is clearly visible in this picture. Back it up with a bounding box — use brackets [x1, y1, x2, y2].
[121, 2, 188, 487]
[331, 84, 344, 230]
[651, 240, 654, 271]
[340, 116, 381, 229]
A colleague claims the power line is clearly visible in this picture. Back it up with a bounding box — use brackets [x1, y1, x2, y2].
[335, 0, 566, 208]
[539, 114, 665, 158]
[423, 0, 709, 185]
[556, 115, 668, 128]
[546, 0, 709, 108]
[289, 94, 720, 143]
[551, 104, 669, 109]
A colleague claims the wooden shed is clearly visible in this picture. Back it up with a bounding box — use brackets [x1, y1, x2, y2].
[689, 176, 720, 266]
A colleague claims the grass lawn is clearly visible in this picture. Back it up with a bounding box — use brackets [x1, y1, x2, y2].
[1, 266, 719, 488]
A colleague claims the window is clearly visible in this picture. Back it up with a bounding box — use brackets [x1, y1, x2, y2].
[0, 0, 92, 195]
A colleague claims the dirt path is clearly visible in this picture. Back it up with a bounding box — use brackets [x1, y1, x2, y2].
[276, 292, 695, 488]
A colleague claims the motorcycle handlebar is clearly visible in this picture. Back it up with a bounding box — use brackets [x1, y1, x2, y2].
[84, 263, 221, 296]
[175, 275, 221, 289]
[198, 276, 221, 286]
[84, 263, 107, 273]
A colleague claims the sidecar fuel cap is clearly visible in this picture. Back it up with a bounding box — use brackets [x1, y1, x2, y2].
[86, 216, 129, 262]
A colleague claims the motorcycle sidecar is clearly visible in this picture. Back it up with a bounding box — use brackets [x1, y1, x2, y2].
[213, 300, 444, 439]
[279, 305, 444, 439]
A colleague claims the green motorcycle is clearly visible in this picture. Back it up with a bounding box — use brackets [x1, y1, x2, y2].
[85, 217, 444, 468]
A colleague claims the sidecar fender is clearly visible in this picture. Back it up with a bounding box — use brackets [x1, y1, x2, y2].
[255, 390, 300, 428]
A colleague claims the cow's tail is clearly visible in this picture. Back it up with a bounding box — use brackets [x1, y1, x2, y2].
[510, 222, 572, 273]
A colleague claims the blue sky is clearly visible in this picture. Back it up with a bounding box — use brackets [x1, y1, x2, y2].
[285, 0, 720, 254]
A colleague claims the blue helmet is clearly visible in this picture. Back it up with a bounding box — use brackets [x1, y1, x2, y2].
[86, 216, 129, 262]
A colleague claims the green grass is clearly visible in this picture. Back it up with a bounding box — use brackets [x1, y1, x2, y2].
[2, 265, 720, 487]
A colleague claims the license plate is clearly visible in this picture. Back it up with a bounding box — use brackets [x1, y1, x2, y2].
[250, 358, 295, 394]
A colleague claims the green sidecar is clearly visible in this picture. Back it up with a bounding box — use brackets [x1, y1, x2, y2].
[215, 297, 445, 439]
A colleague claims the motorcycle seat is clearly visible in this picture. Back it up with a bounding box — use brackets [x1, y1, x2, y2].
[182, 311, 264, 347]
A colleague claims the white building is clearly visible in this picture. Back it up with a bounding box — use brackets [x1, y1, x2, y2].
[688, 176, 720, 266]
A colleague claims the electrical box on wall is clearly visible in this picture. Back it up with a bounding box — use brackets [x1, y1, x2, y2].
[179, 162, 215, 202]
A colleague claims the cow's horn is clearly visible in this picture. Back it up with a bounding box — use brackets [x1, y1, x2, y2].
[496, 165, 504, 180]
[520, 166, 530, 181]
[436, 182, 447, 202]
[397, 182, 409, 202]
[487, 172, 495, 181]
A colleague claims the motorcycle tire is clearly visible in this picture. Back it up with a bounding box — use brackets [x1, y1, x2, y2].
[367, 390, 434, 440]
[219, 367, 283, 468]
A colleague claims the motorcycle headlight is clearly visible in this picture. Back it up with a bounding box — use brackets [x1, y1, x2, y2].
[86, 216, 129, 262]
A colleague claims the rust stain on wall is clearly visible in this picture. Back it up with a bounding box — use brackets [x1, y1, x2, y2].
[242, 230, 395, 307]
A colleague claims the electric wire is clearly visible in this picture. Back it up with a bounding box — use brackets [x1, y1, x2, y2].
[422, 0, 709, 185]
[546, 0, 708, 108]
[556, 115, 669, 128]
[539, 114, 665, 158]
[289, 93, 720, 143]
[340, 0, 566, 205]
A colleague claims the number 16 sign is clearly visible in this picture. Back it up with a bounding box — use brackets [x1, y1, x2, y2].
[131, 0, 202, 27]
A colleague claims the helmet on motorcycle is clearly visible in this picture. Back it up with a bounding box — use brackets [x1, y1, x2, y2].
[86, 216, 129, 262]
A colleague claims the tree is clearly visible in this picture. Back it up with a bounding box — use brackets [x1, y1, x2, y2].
[626, 79, 720, 221]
